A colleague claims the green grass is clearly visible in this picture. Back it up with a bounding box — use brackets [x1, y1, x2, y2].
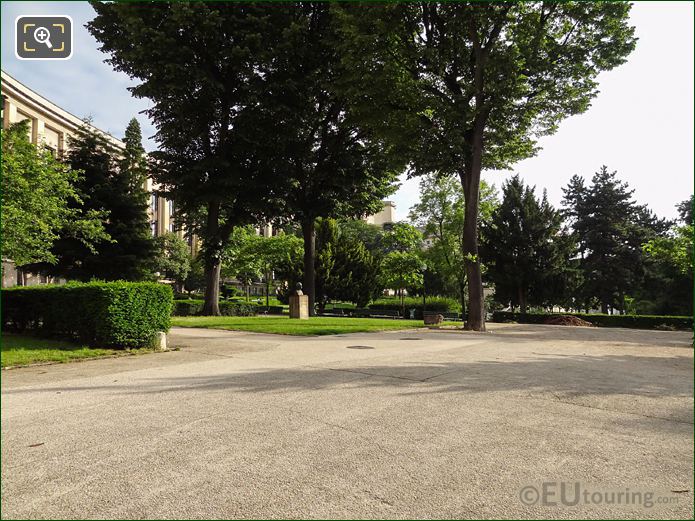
[171, 315, 452, 336]
[1, 334, 150, 368]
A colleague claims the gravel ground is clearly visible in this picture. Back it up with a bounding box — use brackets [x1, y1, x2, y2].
[1, 323, 692, 519]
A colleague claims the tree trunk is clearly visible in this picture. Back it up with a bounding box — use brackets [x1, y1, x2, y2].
[459, 127, 486, 331]
[202, 256, 221, 315]
[518, 285, 527, 315]
[601, 301, 608, 314]
[201, 201, 223, 316]
[301, 218, 316, 317]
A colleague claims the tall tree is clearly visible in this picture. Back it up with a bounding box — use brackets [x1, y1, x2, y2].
[677, 195, 693, 226]
[120, 118, 148, 192]
[481, 175, 574, 313]
[562, 166, 665, 313]
[1, 121, 107, 280]
[380, 251, 425, 314]
[38, 123, 154, 281]
[315, 218, 383, 309]
[338, 2, 636, 330]
[89, 2, 288, 314]
[409, 174, 498, 313]
[152, 232, 192, 290]
[259, 4, 401, 315]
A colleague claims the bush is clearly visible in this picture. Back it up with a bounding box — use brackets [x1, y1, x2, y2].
[172, 299, 258, 317]
[369, 296, 460, 319]
[491, 311, 692, 331]
[2, 282, 173, 348]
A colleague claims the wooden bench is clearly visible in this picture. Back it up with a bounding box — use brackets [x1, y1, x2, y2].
[355, 309, 401, 319]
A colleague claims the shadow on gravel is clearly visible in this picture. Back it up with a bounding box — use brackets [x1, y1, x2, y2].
[7, 352, 692, 405]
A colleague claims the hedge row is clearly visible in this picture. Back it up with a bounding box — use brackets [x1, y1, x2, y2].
[369, 296, 460, 319]
[2, 282, 173, 348]
[491, 311, 692, 331]
[172, 299, 259, 317]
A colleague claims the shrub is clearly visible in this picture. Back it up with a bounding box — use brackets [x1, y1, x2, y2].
[369, 296, 460, 319]
[2, 282, 173, 348]
[491, 311, 692, 331]
[172, 299, 258, 317]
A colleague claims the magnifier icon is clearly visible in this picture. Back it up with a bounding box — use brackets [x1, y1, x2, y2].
[33, 26, 52, 49]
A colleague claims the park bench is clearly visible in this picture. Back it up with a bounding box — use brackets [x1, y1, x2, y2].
[355, 309, 401, 319]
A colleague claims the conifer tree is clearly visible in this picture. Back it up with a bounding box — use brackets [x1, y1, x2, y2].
[562, 166, 665, 313]
[44, 122, 155, 281]
[482, 175, 574, 313]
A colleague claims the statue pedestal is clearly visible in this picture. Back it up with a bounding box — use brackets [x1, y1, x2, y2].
[289, 294, 309, 319]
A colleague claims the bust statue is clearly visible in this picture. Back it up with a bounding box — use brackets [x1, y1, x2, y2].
[295, 282, 303, 295]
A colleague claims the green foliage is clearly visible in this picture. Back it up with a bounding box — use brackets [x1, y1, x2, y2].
[481, 175, 576, 312]
[409, 175, 498, 309]
[88, 3, 290, 313]
[120, 118, 148, 192]
[382, 222, 423, 253]
[152, 232, 192, 286]
[491, 311, 692, 331]
[223, 226, 304, 303]
[35, 123, 155, 281]
[172, 299, 258, 317]
[643, 226, 693, 277]
[562, 166, 670, 313]
[338, 2, 636, 329]
[315, 219, 383, 308]
[380, 251, 426, 312]
[638, 224, 693, 315]
[677, 195, 693, 226]
[183, 255, 206, 295]
[338, 220, 384, 254]
[370, 296, 460, 318]
[1, 121, 108, 267]
[2, 282, 173, 348]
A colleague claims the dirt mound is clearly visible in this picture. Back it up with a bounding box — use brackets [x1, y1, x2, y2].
[544, 315, 594, 327]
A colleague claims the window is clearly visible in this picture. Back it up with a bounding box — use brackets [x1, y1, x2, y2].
[167, 200, 175, 232]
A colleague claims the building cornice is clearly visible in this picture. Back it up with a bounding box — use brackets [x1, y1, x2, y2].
[1, 69, 125, 149]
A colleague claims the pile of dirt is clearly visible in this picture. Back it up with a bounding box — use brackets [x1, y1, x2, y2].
[544, 315, 595, 327]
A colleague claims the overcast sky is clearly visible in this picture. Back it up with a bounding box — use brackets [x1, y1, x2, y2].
[2, 1, 693, 220]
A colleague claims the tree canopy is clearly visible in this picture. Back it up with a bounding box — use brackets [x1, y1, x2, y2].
[1, 121, 107, 272]
[337, 2, 636, 329]
[89, 2, 289, 313]
[482, 175, 575, 313]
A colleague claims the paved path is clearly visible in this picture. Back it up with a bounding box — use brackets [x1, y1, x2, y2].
[2, 324, 693, 519]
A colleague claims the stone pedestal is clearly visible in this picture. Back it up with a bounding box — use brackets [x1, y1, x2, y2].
[155, 331, 168, 351]
[423, 312, 444, 325]
[289, 294, 309, 319]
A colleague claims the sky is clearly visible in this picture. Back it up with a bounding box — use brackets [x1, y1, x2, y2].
[2, 1, 693, 220]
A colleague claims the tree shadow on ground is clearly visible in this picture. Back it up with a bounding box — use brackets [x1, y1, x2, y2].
[7, 351, 692, 403]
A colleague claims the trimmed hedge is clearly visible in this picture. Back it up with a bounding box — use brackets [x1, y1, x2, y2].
[491, 311, 692, 331]
[172, 299, 258, 317]
[369, 296, 460, 319]
[2, 282, 173, 348]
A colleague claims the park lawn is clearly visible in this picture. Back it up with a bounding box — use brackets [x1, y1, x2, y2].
[171, 315, 450, 336]
[1, 334, 151, 368]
